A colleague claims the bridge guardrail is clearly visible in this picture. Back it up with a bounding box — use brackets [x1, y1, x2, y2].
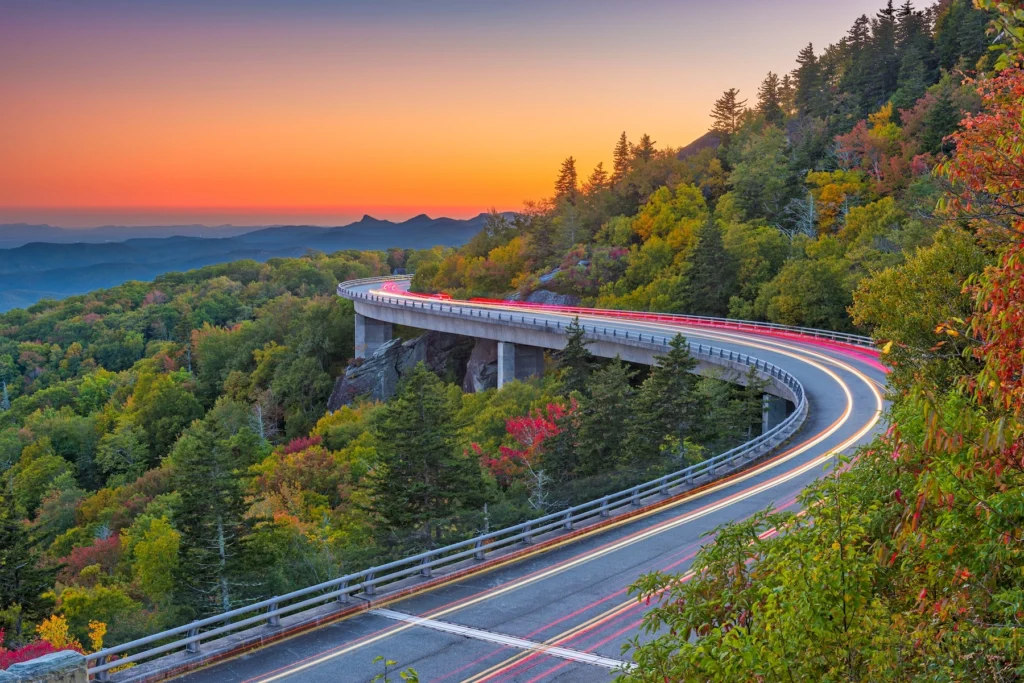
[341, 276, 875, 348]
[87, 276, 809, 679]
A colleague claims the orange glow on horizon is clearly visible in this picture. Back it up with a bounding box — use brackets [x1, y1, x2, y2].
[0, 0, 888, 228]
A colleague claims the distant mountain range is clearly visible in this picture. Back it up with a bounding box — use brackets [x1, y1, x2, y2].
[0, 213, 497, 312]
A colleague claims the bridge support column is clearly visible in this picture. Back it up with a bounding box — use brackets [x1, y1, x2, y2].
[763, 395, 789, 432]
[354, 314, 392, 359]
[497, 342, 545, 388]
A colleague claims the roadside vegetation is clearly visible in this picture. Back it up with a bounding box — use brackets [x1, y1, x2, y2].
[1, 1, 1021, 678]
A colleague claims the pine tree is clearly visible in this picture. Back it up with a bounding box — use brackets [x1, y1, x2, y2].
[683, 218, 737, 317]
[368, 364, 484, 544]
[0, 493, 57, 639]
[557, 318, 595, 398]
[554, 156, 579, 203]
[757, 72, 784, 126]
[612, 131, 631, 183]
[921, 87, 960, 154]
[625, 335, 700, 470]
[584, 162, 609, 195]
[710, 88, 748, 136]
[792, 43, 823, 117]
[632, 134, 657, 163]
[171, 401, 264, 617]
[576, 358, 635, 477]
[865, 1, 900, 110]
[778, 74, 796, 116]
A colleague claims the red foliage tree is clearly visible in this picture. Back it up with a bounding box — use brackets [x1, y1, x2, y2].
[0, 629, 58, 670]
[938, 67, 1024, 241]
[57, 535, 121, 584]
[478, 403, 571, 486]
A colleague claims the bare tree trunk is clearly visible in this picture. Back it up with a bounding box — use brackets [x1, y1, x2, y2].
[217, 515, 230, 612]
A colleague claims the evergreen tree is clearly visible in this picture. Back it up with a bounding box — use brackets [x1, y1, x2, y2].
[612, 131, 631, 183]
[368, 364, 483, 544]
[632, 134, 657, 163]
[934, 0, 992, 71]
[710, 88, 748, 136]
[554, 156, 579, 203]
[683, 218, 737, 317]
[778, 74, 796, 116]
[921, 87, 960, 154]
[865, 1, 900, 110]
[792, 43, 824, 117]
[0, 493, 57, 639]
[576, 358, 635, 477]
[557, 318, 595, 398]
[625, 335, 700, 469]
[840, 15, 875, 120]
[171, 401, 264, 616]
[583, 162, 609, 194]
[757, 72, 785, 126]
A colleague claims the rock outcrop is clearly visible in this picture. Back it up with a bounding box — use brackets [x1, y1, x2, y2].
[508, 289, 581, 307]
[462, 339, 498, 393]
[327, 331, 472, 410]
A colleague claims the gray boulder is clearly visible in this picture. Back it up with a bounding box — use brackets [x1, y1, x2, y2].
[0, 651, 87, 682]
[462, 339, 498, 393]
[327, 331, 471, 410]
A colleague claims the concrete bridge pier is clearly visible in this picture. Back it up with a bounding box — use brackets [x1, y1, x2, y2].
[763, 394, 790, 432]
[497, 341, 545, 388]
[355, 314, 393, 359]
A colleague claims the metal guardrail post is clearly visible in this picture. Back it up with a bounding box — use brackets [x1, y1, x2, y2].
[337, 581, 350, 603]
[94, 657, 110, 682]
[600, 499, 610, 517]
[364, 573, 376, 596]
[631, 490, 641, 507]
[474, 540, 485, 560]
[523, 524, 534, 544]
[185, 628, 200, 654]
[420, 556, 433, 578]
[563, 511, 574, 530]
[266, 603, 280, 628]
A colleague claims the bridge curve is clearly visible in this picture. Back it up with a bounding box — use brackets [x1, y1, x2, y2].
[89, 276, 886, 683]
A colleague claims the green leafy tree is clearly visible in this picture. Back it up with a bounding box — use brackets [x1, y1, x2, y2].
[7, 437, 73, 515]
[727, 127, 797, 226]
[132, 516, 180, 603]
[368, 364, 484, 544]
[0, 493, 57, 639]
[754, 257, 853, 331]
[135, 374, 204, 459]
[95, 420, 151, 485]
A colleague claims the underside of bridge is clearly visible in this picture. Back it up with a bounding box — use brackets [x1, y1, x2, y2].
[353, 304, 796, 426]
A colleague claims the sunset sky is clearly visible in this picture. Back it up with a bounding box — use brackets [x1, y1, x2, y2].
[2, 0, 887, 228]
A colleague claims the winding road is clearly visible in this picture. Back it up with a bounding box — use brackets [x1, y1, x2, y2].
[174, 278, 887, 683]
